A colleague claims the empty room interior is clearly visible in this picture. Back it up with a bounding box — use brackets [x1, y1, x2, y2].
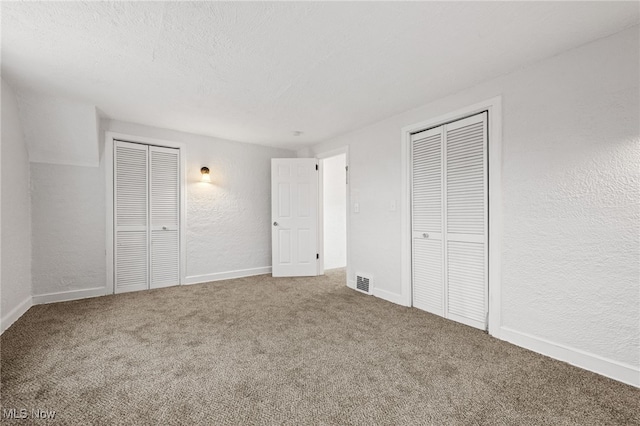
[1, 1, 639, 424]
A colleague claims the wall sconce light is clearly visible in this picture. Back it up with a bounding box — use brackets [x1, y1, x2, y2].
[200, 166, 211, 182]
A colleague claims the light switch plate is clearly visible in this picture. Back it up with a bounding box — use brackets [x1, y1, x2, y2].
[354, 202, 360, 213]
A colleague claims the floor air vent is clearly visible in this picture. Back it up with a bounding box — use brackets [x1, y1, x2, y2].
[355, 274, 373, 295]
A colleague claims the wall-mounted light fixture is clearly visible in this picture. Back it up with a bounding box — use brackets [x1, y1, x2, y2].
[200, 166, 211, 182]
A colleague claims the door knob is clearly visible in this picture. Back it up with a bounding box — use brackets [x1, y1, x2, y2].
[162, 226, 167, 230]
[422, 233, 429, 238]
[273, 222, 279, 226]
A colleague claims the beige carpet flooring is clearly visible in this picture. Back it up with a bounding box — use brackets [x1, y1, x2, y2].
[1, 269, 638, 425]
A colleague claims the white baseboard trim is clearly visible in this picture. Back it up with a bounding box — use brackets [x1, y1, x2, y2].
[347, 282, 406, 306]
[184, 266, 272, 285]
[372, 287, 406, 306]
[1, 296, 33, 334]
[33, 287, 107, 305]
[500, 326, 639, 388]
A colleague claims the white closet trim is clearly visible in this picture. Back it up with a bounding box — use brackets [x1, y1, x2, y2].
[105, 132, 187, 295]
[400, 97, 503, 337]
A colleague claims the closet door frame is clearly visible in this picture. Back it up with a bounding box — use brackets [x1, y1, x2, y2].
[105, 132, 187, 295]
[401, 97, 503, 337]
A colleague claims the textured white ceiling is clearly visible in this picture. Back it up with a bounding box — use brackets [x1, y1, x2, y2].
[2, 2, 638, 149]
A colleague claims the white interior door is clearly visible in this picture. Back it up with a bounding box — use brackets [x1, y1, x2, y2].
[411, 112, 488, 330]
[149, 146, 180, 289]
[271, 158, 319, 277]
[115, 141, 149, 293]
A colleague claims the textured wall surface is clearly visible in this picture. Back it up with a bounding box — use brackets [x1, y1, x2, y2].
[183, 133, 295, 277]
[499, 35, 639, 368]
[30, 162, 106, 295]
[322, 154, 347, 270]
[1, 79, 32, 318]
[16, 92, 99, 167]
[306, 26, 639, 368]
[29, 119, 295, 296]
[104, 120, 295, 279]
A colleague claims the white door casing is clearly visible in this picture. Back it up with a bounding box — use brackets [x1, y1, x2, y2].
[316, 146, 350, 280]
[271, 158, 319, 277]
[401, 97, 502, 337]
[106, 132, 187, 295]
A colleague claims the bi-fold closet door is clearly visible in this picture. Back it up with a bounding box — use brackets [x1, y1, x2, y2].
[114, 141, 180, 294]
[411, 112, 488, 330]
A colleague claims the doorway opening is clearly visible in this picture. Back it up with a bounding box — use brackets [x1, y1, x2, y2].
[318, 148, 349, 281]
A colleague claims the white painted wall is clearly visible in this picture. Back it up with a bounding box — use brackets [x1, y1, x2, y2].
[16, 92, 99, 167]
[322, 154, 346, 270]
[106, 120, 295, 282]
[28, 118, 295, 297]
[303, 27, 639, 379]
[1, 79, 32, 331]
[30, 162, 106, 296]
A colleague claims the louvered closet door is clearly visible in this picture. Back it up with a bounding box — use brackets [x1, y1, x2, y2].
[149, 146, 180, 289]
[444, 112, 487, 330]
[411, 112, 488, 330]
[115, 141, 149, 293]
[411, 126, 444, 316]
